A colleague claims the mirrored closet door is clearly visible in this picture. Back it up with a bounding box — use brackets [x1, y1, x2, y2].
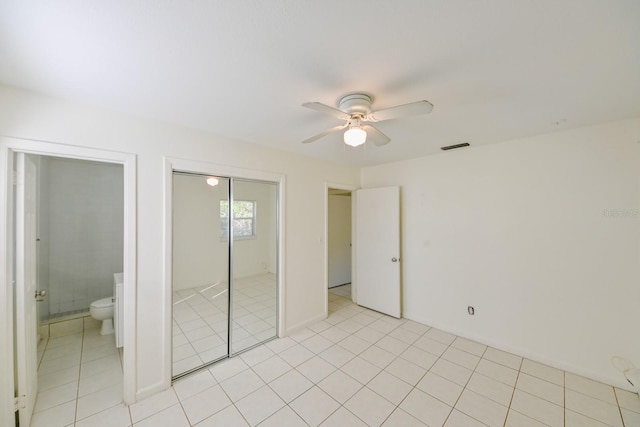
[171, 172, 278, 379]
[230, 179, 278, 354]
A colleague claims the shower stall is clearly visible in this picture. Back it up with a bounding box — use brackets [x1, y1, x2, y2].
[171, 171, 279, 379]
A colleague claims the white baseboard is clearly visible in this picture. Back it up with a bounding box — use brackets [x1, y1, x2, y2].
[285, 312, 327, 336]
[135, 381, 171, 403]
[404, 312, 635, 393]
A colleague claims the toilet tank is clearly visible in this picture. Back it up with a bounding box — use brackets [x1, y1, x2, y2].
[113, 273, 124, 348]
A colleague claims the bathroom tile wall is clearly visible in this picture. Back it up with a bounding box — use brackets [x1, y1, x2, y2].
[39, 156, 124, 317]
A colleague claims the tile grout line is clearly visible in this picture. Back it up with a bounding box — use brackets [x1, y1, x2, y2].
[438, 339, 489, 427]
[73, 327, 85, 426]
[502, 354, 524, 427]
[614, 386, 626, 427]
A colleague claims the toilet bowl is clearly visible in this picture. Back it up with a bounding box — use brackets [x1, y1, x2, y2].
[89, 297, 114, 335]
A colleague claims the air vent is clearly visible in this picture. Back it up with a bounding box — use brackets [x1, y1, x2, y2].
[441, 142, 470, 151]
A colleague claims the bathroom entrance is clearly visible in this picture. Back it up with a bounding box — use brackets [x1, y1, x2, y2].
[171, 171, 280, 380]
[7, 146, 132, 426]
[31, 155, 124, 329]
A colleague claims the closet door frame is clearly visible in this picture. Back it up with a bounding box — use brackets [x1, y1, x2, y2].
[163, 157, 285, 385]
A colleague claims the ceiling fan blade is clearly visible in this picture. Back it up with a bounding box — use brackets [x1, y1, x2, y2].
[363, 124, 391, 146]
[302, 102, 350, 120]
[301, 124, 348, 144]
[368, 100, 434, 122]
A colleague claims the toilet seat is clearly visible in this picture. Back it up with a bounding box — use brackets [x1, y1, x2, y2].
[91, 297, 113, 309]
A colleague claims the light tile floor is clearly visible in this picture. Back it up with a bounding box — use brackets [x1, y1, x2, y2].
[36, 285, 640, 426]
[172, 273, 277, 376]
[32, 316, 124, 427]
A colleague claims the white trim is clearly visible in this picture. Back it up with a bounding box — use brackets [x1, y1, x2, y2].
[285, 312, 327, 336]
[0, 137, 138, 420]
[162, 158, 173, 390]
[163, 157, 286, 382]
[324, 183, 358, 319]
[0, 149, 15, 427]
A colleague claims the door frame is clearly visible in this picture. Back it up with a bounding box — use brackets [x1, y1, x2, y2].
[163, 157, 286, 385]
[0, 137, 138, 426]
[323, 182, 358, 318]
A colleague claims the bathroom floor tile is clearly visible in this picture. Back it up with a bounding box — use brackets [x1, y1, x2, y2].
[75, 383, 124, 420]
[38, 364, 80, 391]
[78, 368, 123, 397]
[34, 381, 78, 413]
[30, 400, 77, 427]
[75, 403, 131, 427]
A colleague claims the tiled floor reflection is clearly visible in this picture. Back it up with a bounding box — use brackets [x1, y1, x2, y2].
[172, 273, 277, 376]
[32, 316, 124, 427]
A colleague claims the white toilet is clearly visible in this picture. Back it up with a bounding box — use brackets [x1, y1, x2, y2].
[89, 297, 114, 335]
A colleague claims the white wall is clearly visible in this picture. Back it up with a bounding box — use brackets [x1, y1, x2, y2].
[39, 157, 123, 316]
[0, 84, 359, 399]
[328, 194, 351, 287]
[361, 118, 640, 389]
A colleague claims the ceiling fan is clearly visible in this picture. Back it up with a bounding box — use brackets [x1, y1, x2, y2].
[301, 92, 434, 147]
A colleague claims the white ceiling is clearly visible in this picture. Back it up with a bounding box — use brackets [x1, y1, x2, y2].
[1, 1, 639, 166]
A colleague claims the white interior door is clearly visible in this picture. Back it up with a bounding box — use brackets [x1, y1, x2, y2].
[353, 186, 401, 318]
[15, 153, 38, 426]
[328, 194, 352, 287]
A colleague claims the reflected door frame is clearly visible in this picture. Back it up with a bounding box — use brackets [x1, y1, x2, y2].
[163, 157, 285, 385]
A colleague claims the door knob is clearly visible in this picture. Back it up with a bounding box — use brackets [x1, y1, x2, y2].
[35, 290, 46, 298]
[391, 257, 398, 262]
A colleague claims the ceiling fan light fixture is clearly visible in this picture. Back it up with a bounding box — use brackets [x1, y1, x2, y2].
[344, 126, 367, 147]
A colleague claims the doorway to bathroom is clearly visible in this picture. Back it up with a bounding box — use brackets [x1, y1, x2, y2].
[33, 155, 124, 328]
[169, 165, 282, 381]
[2, 138, 136, 427]
[22, 154, 125, 425]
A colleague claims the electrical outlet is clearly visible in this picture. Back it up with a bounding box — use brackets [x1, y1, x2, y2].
[468, 306, 475, 315]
